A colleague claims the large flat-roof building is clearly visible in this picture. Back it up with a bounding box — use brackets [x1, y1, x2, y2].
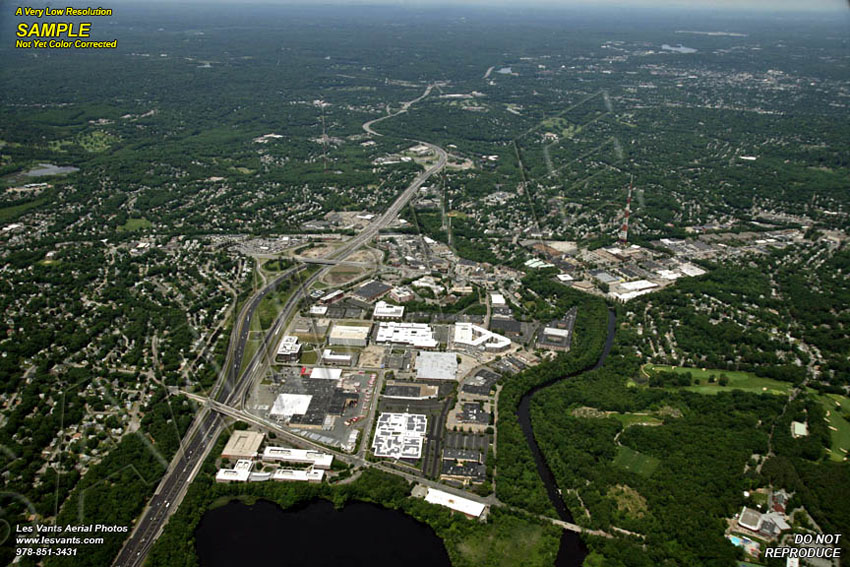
[221, 430, 265, 460]
[375, 322, 438, 349]
[275, 335, 302, 363]
[415, 351, 458, 381]
[328, 323, 371, 347]
[373, 301, 405, 320]
[424, 488, 487, 519]
[309, 367, 342, 381]
[452, 322, 511, 352]
[372, 412, 428, 459]
[216, 459, 254, 483]
[270, 393, 313, 420]
[354, 280, 392, 302]
[321, 349, 353, 366]
[262, 446, 333, 469]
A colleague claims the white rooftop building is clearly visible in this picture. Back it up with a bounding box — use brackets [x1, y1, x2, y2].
[321, 349, 353, 366]
[373, 301, 405, 320]
[215, 459, 254, 483]
[309, 367, 342, 380]
[415, 351, 458, 381]
[271, 468, 324, 483]
[276, 335, 302, 362]
[372, 413, 427, 459]
[328, 324, 371, 347]
[490, 293, 506, 306]
[375, 322, 438, 349]
[262, 446, 333, 469]
[452, 322, 511, 352]
[309, 305, 328, 316]
[424, 488, 487, 518]
[270, 393, 312, 419]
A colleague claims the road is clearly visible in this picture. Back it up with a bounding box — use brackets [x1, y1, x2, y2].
[113, 100, 447, 566]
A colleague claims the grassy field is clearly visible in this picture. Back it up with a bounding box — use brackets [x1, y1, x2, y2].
[0, 198, 47, 221]
[816, 393, 850, 462]
[613, 446, 659, 477]
[610, 413, 663, 427]
[643, 364, 792, 396]
[118, 217, 153, 232]
[454, 514, 558, 567]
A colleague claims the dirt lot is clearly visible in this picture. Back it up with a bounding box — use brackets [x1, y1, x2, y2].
[358, 345, 385, 369]
[323, 266, 367, 285]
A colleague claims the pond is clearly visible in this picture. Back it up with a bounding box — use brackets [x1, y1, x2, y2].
[23, 163, 80, 177]
[195, 498, 452, 567]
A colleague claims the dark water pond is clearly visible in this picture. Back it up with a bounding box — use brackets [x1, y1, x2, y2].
[195, 498, 451, 567]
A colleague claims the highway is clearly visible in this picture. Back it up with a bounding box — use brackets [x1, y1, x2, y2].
[113, 96, 446, 566]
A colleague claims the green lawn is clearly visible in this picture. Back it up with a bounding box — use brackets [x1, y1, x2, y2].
[454, 513, 558, 567]
[0, 198, 47, 221]
[816, 394, 850, 462]
[644, 364, 792, 396]
[612, 446, 659, 477]
[610, 413, 663, 427]
[118, 217, 152, 232]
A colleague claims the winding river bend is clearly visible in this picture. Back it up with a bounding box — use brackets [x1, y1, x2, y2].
[517, 309, 617, 566]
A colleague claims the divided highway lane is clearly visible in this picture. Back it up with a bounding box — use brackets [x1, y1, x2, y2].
[115, 101, 447, 567]
[114, 265, 304, 567]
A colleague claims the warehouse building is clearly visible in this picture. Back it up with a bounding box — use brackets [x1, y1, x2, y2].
[415, 351, 458, 380]
[375, 322, 438, 349]
[328, 323, 371, 347]
[320, 349, 354, 366]
[221, 430, 265, 460]
[354, 280, 392, 302]
[423, 488, 487, 519]
[270, 393, 313, 420]
[309, 367, 342, 380]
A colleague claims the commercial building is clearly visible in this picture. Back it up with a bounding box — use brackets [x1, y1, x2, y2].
[320, 349, 353, 366]
[373, 301, 405, 320]
[262, 446, 333, 469]
[384, 381, 439, 400]
[309, 367, 342, 380]
[270, 393, 313, 420]
[328, 323, 371, 347]
[309, 305, 328, 316]
[423, 488, 487, 519]
[320, 290, 345, 304]
[216, 459, 254, 483]
[275, 335, 302, 363]
[441, 461, 486, 485]
[415, 351, 458, 381]
[372, 412, 427, 459]
[490, 293, 506, 307]
[353, 280, 392, 302]
[389, 286, 415, 303]
[452, 322, 511, 352]
[271, 468, 324, 483]
[221, 430, 265, 460]
[375, 322, 438, 349]
[538, 308, 576, 352]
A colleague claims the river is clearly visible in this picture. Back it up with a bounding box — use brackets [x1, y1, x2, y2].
[517, 309, 617, 566]
[195, 498, 451, 567]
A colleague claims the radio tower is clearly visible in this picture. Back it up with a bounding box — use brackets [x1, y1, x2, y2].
[618, 175, 634, 245]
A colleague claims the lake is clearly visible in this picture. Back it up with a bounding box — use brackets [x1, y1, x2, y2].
[661, 44, 697, 54]
[24, 163, 80, 177]
[195, 498, 452, 567]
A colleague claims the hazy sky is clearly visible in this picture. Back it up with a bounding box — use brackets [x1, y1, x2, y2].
[111, 0, 849, 13]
